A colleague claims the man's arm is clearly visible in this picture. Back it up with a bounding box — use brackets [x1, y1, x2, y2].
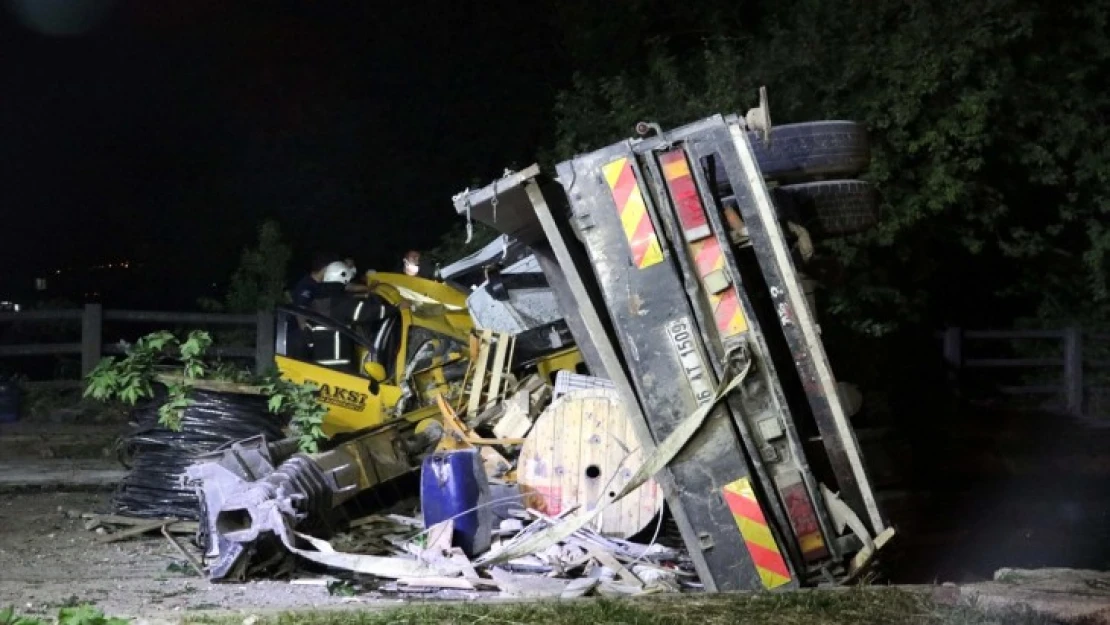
[345, 282, 372, 296]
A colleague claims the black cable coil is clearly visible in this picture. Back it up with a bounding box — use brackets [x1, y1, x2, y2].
[112, 385, 288, 520]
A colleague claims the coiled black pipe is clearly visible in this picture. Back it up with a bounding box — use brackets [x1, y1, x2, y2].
[112, 384, 288, 520]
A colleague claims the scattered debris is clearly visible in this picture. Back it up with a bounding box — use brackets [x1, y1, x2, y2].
[96, 520, 169, 544]
[488, 568, 570, 598]
[175, 353, 690, 598]
[560, 577, 600, 599]
[326, 580, 359, 597]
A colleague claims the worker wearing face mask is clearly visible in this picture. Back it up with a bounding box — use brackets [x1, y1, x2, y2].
[399, 250, 434, 279]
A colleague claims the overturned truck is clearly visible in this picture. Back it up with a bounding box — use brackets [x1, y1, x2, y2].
[190, 98, 893, 591]
[451, 107, 892, 590]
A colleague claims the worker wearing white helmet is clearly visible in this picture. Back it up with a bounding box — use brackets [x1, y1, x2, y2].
[321, 261, 354, 286]
[312, 262, 407, 333]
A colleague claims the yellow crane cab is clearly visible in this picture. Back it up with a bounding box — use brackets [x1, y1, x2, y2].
[273, 272, 473, 437]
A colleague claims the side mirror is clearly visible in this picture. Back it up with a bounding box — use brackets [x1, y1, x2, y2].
[363, 361, 387, 383]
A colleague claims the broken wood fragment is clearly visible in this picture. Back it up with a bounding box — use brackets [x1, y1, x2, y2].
[561, 577, 600, 599]
[96, 519, 169, 543]
[489, 568, 571, 598]
[396, 576, 499, 591]
[589, 548, 642, 587]
[426, 519, 454, 552]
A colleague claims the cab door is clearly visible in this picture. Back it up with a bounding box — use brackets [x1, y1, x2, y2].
[273, 306, 401, 436]
[274, 355, 401, 436]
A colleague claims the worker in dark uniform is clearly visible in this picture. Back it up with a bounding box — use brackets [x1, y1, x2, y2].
[284, 253, 341, 358]
[308, 262, 411, 369]
[291, 252, 340, 308]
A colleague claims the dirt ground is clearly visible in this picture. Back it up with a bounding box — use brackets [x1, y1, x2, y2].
[3, 420, 1110, 623]
[5, 489, 1110, 625]
[0, 489, 444, 621]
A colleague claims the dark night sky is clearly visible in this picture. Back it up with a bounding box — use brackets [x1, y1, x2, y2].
[0, 0, 566, 306]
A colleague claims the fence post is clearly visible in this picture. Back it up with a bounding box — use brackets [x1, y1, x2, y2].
[942, 327, 962, 368]
[255, 310, 275, 375]
[1064, 327, 1084, 417]
[943, 327, 963, 392]
[81, 303, 103, 377]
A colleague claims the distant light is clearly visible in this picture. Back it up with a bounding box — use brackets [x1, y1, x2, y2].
[13, 304, 20, 312]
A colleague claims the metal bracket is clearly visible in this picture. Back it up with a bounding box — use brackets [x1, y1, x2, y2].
[820, 484, 895, 577]
[744, 86, 773, 146]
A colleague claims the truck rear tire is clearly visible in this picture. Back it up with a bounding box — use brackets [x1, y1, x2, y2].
[777, 180, 879, 237]
[749, 121, 870, 181]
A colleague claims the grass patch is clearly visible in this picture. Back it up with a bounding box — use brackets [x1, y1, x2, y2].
[185, 588, 1064, 625]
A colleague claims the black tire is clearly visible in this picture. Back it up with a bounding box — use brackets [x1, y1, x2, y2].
[776, 180, 879, 237]
[749, 121, 870, 181]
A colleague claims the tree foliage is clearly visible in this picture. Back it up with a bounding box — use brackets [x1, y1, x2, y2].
[550, 0, 1110, 334]
[424, 220, 501, 270]
[202, 220, 292, 313]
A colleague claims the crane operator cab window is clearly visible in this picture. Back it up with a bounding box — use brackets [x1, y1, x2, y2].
[305, 292, 403, 376]
[290, 261, 398, 377]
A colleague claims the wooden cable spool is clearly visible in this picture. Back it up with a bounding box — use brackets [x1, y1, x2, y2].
[518, 388, 663, 538]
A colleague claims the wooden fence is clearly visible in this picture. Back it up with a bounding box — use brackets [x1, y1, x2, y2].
[941, 327, 1110, 419]
[0, 304, 275, 384]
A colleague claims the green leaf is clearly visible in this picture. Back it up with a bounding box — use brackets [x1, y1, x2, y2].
[183, 361, 205, 379]
[179, 331, 213, 360]
[58, 605, 120, 625]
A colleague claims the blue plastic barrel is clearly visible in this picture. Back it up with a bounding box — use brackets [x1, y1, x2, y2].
[420, 449, 492, 557]
[0, 381, 20, 423]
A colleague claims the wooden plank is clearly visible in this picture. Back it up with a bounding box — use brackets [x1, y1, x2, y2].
[103, 344, 254, 359]
[255, 310, 276, 375]
[395, 577, 494, 591]
[467, 330, 494, 416]
[426, 520, 454, 551]
[23, 380, 82, 390]
[97, 519, 169, 543]
[0, 343, 81, 357]
[81, 304, 103, 376]
[86, 514, 197, 533]
[153, 374, 267, 395]
[1064, 328, 1084, 416]
[485, 333, 511, 410]
[0, 309, 83, 322]
[0, 462, 124, 491]
[590, 547, 643, 587]
[103, 310, 256, 325]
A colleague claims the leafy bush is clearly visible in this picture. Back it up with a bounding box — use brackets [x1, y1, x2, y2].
[84, 330, 327, 452]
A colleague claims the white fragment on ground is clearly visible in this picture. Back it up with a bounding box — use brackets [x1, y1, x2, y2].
[488, 568, 571, 598]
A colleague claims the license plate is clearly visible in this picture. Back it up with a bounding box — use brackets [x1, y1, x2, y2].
[665, 317, 714, 406]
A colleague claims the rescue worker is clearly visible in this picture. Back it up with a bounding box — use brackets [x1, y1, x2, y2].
[291, 252, 340, 308]
[340, 257, 372, 297]
[311, 261, 410, 339]
[399, 250, 434, 279]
